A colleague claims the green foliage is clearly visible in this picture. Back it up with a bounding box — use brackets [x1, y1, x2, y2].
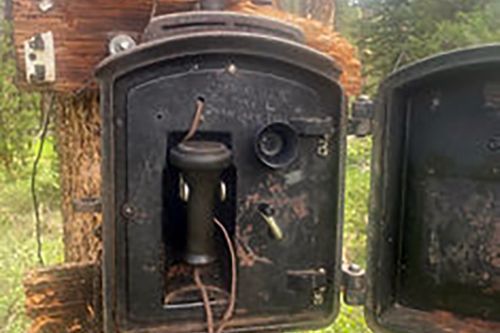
[0, 22, 61, 333]
[0, 203, 63, 333]
[0, 23, 43, 177]
[355, 0, 500, 92]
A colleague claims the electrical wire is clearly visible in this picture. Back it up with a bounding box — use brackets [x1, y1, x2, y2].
[182, 98, 205, 142]
[164, 284, 228, 305]
[31, 93, 55, 266]
[194, 268, 215, 333]
[194, 219, 238, 333]
[178, 97, 237, 333]
[213, 218, 237, 333]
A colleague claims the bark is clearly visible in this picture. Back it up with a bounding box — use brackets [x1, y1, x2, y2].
[24, 262, 102, 333]
[55, 91, 102, 263]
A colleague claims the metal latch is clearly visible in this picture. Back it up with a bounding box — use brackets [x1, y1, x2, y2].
[287, 268, 328, 305]
[290, 116, 335, 137]
[341, 263, 366, 306]
[348, 96, 374, 137]
[24, 31, 56, 84]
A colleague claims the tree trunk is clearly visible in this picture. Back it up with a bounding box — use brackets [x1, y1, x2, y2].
[24, 262, 102, 333]
[55, 91, 102, 263]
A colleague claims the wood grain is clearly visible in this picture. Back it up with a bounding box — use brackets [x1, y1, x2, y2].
[24, 262, 101, 333]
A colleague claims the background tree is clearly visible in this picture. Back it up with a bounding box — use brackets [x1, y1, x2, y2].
[0, 24, 41, 177]
[354, 0, 500, 91]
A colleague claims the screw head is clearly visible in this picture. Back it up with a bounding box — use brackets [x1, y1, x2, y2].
[109, 35, 137, 55]
[38, 0, 54, 12]
[121, 204, 135, 218]
[227, 64, 237, 74]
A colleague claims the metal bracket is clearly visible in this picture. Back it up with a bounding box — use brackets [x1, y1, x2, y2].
[290, 116, 335, 137]
[341, 263, 366, 306]
[348, 96, 374, 137]
[24, 31, 56, 84]
[73, 197, 102, 213]
[287, 268, 328, 306]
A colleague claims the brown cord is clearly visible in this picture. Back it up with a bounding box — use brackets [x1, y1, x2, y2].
[193, 219, 237, 333]
[214, 218, 237, 333]
[182, 98, 205, 142]
[164, 284, 229, 305]
[194, 268, 215, 333]
[177, 98, 236, 333]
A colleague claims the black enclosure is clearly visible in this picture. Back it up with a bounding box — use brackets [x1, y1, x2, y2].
[96, 8, 500, 333]
[366, 45, 500, 333]
[96, 12, 346, 333]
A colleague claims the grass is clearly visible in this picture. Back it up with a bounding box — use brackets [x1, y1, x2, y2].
[0, 137, 372, 333]
[0, 139, 64, 333]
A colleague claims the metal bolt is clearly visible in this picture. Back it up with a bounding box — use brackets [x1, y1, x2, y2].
[317, 135, 330, 157]
[109, 34, 137, 55]
[227, 64, 237, 74]
[431, 97, 441, 111]
[122, 204, 135, 218]
[38, 0, 54, 12]
[487, 136, 500, 152]
[313, 287, 326, 305]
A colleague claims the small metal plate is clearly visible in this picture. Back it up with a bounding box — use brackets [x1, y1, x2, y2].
[24, 31, 56, 84]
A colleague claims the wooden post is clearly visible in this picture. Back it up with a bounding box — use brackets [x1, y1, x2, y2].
[55, 92, 102, 262]
[24, 262, 101, 333]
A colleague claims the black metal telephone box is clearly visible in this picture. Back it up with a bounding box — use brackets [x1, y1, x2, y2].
[97, 11, 345, 333]
[96, 7, 500, 333]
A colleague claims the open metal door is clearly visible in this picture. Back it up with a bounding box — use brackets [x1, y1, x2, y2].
[366, 44, 500, 333]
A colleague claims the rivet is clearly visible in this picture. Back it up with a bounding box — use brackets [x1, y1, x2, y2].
[122, 204, 135, 218]
[228, 64, 237, 74]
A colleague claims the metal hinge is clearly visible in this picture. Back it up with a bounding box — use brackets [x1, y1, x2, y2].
[348, 96, 374, 137]
[341, 263, 366, 306]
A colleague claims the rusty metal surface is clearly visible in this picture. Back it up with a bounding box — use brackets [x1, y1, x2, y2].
[382, 308, 500, 333]
[399, 178, 500, 320]
[424, 179, 500, 292]
[366, 45, 500, 333]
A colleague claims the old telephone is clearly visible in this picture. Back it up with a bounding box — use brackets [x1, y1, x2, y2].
[95, 1, 500, 332]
